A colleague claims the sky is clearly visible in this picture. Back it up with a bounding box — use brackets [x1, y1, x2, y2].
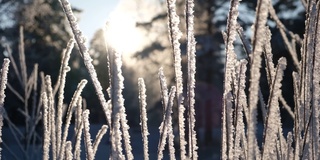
[68, 0, 119, 43]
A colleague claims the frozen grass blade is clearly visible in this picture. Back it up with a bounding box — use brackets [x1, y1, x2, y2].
[286, 132, 294, 159]
[120, 101, 133, 160]
[65, 141, 73, 160]
[247, 0, 269, 158]
[45, 75, 57, 160]
[18, 26, 27, 88]
[59, 79, 87, 159]
[59, 0, 111, 127]
[107, 48, 132, 159]
[298, 1, 320, 158]
[56, 39, 74, 158]
[157, 86, 176, 160]
[158, 67, 169, 112]
[311, 1, 320, 158]
[268, 4, 300, 72]
[233, 60, 247, 159]
[157, 67, 169, 160]
[41, 92, 50, 160]
[93, 125, 108, 156]
[165, 0, 183, 103]
[164, 1, 185, 158]
[222, 0, 240, 159]
[0, 58, 10, 159]
[262, 27, 294, 119]
[83, 109, 94, 160]
[167, 86, 176, 160]
[138, 78, 149, 160]
[262, 57, 287, 159]
[74, 97, 83, 160]
[186, 0, 198, 159]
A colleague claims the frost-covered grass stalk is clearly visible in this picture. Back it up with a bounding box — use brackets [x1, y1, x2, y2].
[0, 0, 199, 158]
[222, 0, 320, 159]
[0, 0, 318, 160]
[0, 59, 10, 160]
[138, 78, 149, 160]
[4, 0, 320, 159]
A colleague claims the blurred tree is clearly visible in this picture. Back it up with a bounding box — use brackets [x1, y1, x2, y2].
[0, 0, 82, 124]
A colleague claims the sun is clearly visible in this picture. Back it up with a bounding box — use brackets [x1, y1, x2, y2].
[104, 13, 143, 54]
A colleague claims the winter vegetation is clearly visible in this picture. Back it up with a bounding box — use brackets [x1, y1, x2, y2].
[0, 0, 319, 159]
[222, 0, 320, 159]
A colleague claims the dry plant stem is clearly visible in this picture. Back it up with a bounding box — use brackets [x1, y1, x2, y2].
[65, 141, 73, 160]
[30, 64, 40, 149]
[286, 132, 294, 159]
[92, 125, 108, 155]
[247, 0, 269, 158]
[107, 47, 133, 159]
[6, 83, 24, 102]
[159, 68, 169, 112]
[138, 78, 149, 160]
[165, 0, 183, 103]
[41, 92, 50, 160]
[120, 102, 133, 160]
[59, 0, 111, 127]
[233, 60, 247, 159]
[186, 0, 198, 159]
[167, 87, 176, 160]
[157, 68, 169, 158]
[236, 25, 268, 122]
[292, 71, 302, 159]
[74, 97, 83, 160]
[108, 50, 123, 159]
[236, 24, 251, 59]
[4, 45, 22, 85]
[18, 26, 27, 88]
[300, 0, 308, 9]
[59, 80, 87, 159]
[298, 1, 319, 158]
[4, 45, 24, 102]
[83, 110, 94, 160]
[45, 76, 57, 160]
[53, 39, 74, 95]
[262, 58, 287, 159]
[311, 15, 320, 160]
[157, 86, 176, 160]
[222, 0, 239, 159]
[307, 1, 320, 158]
[56, 39, 74, 158]
[268, 4, 300, 72]
[165, 1, 185, 158]
[262, 27, 294, 119]
[0, 58, 10, 159]
[18, 26, 31, 156]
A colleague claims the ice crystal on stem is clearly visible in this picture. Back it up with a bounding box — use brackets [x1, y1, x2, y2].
[83, 110, 94, 160]
[138, 78, 149, 160]
[107, 48, 133, 160]
[56, 39, 74, 159]
[0, 59, 10, 160]
[59, 0, 111, 127]
[247, 0, 269, 158]
[262, 58, 287, 159]
[222, 0, 240, 159]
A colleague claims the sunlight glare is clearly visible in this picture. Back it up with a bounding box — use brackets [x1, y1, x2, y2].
[104, 13, 143, 54]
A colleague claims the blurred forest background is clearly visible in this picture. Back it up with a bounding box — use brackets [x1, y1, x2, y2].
[0, 0, 305, 147]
